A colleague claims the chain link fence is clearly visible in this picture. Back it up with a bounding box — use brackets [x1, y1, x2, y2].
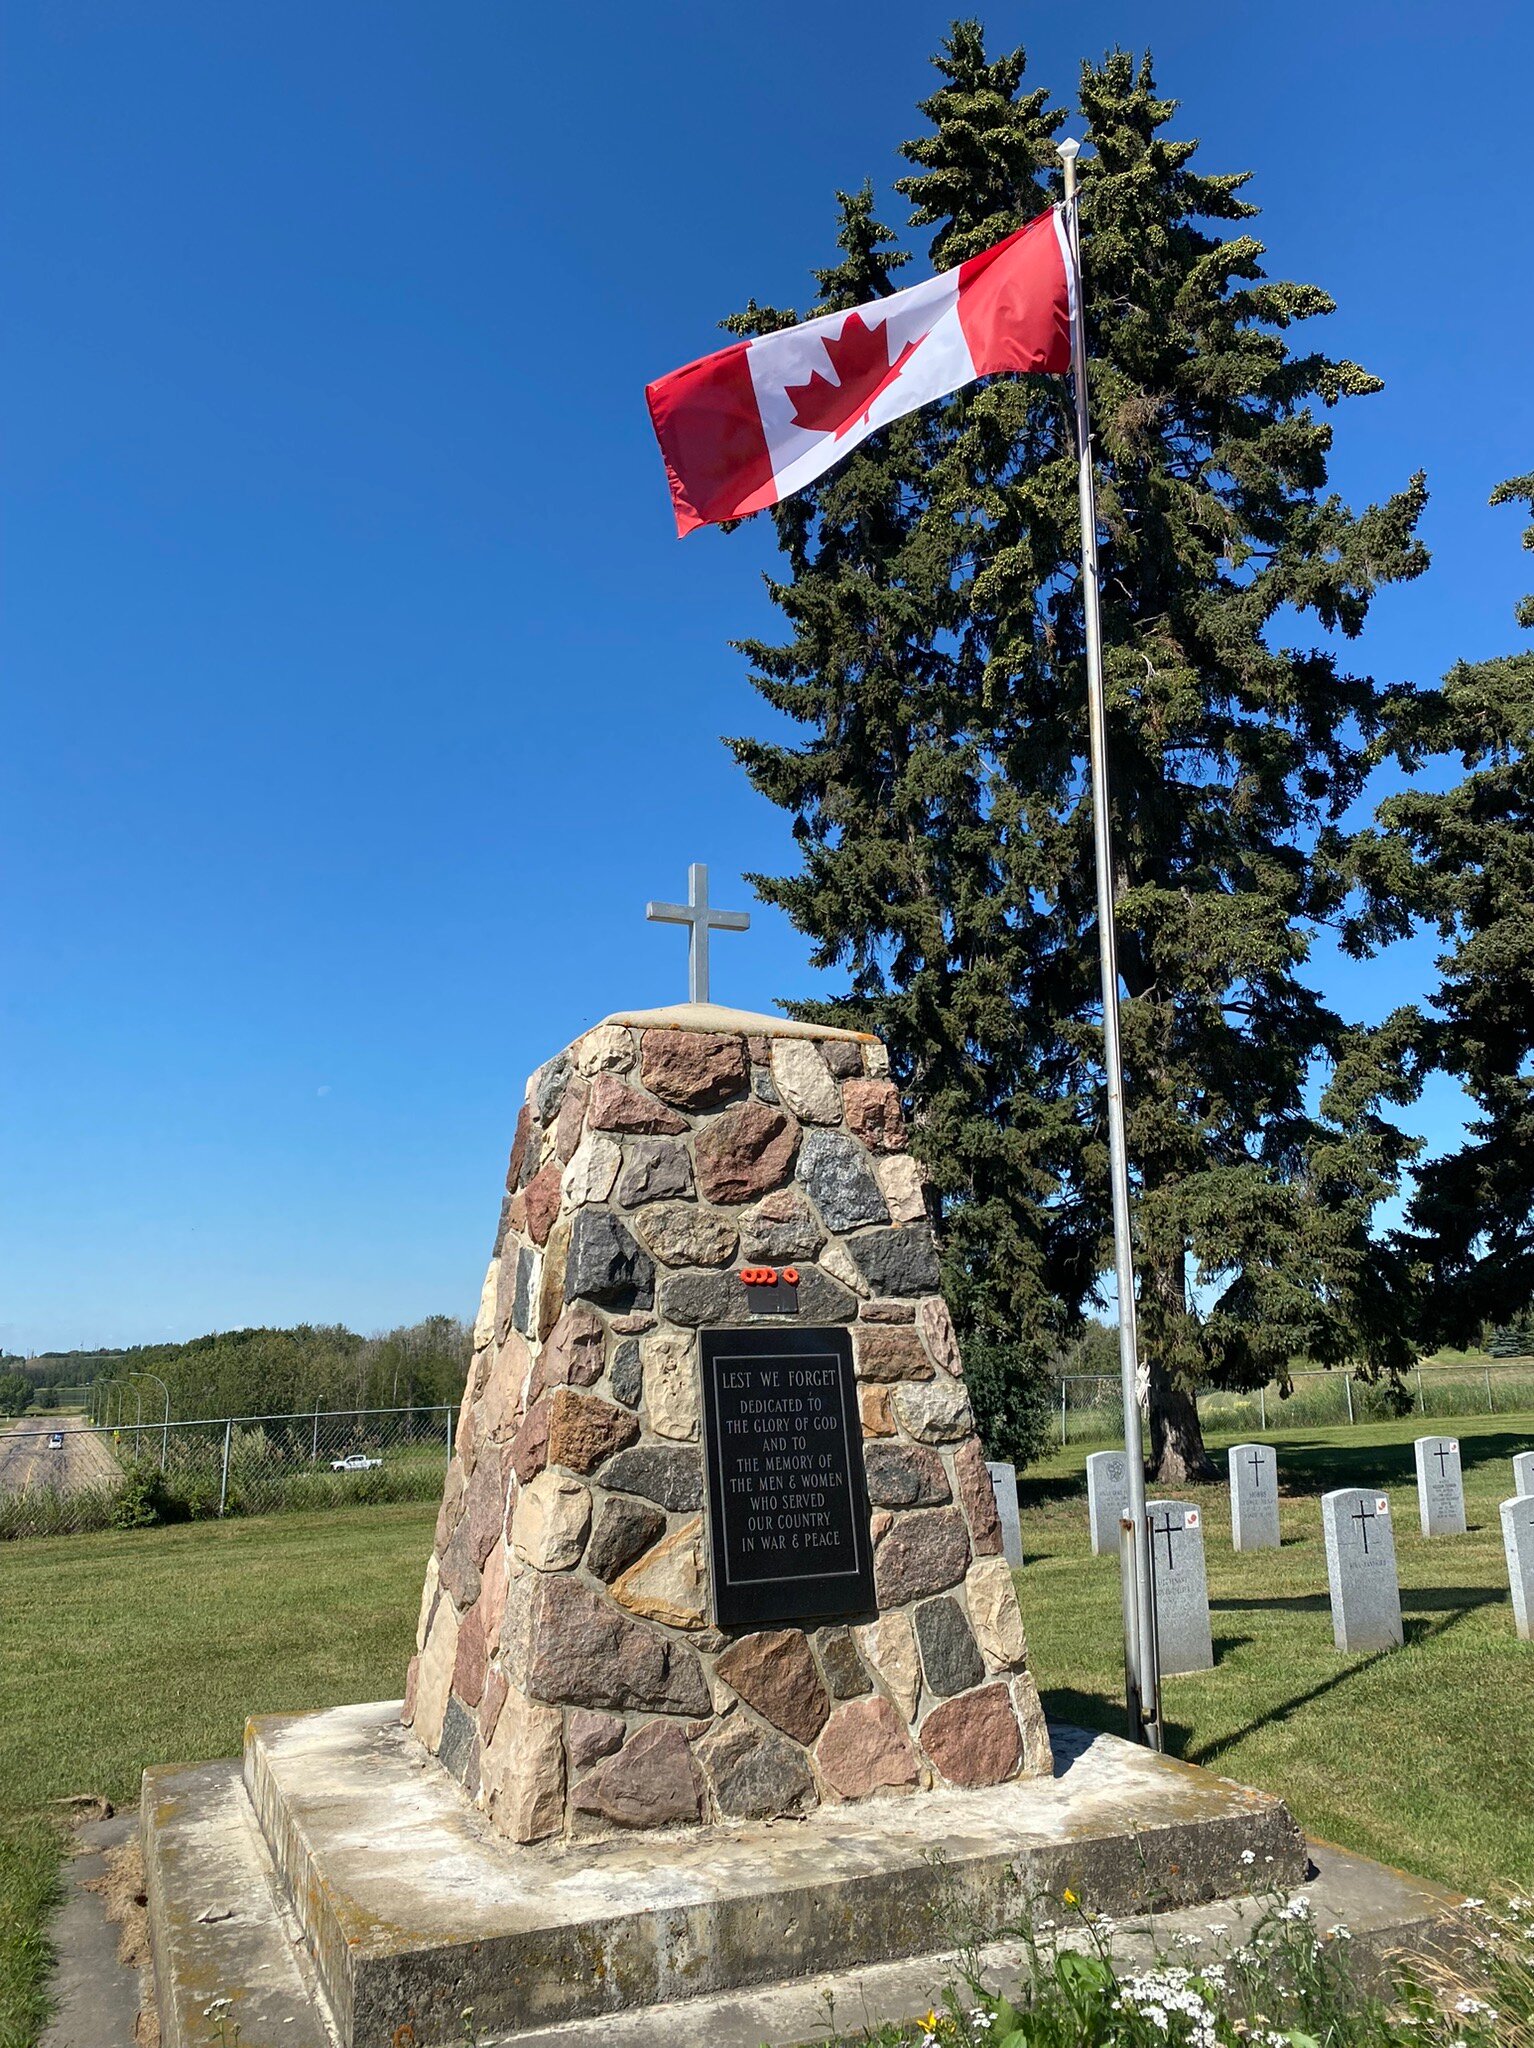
[1055, 1363, 1534, 1447]
[0, 1403, 455, 1541]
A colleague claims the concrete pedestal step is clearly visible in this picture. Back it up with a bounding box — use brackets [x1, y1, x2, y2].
[140, 1749, 1462, 2048]
[143, 1760, 338, 2048]
[238, 1702, 1308, 2044]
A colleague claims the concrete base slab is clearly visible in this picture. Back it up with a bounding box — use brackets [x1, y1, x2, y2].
[218, 1700, 1312, 2046]
[143, 1761, 337, 2048]
[505, 1839, 1463, 2048]
[139, 1736, 1464, 2048]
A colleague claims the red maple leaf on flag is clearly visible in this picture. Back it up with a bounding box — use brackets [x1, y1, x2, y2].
[785, 311, 925, 439]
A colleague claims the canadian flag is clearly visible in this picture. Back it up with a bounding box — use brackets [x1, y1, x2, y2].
[647, 208, 1074, 537]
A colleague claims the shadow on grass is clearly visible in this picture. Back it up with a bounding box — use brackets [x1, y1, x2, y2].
[1019, 1471, 1092, 1510]
[1184, 1595, 1496, 1770]
[1272, 1430, 1534, 1493]
[1039, 1683, 1127, 1743]
[1212, 1592, 1332, 1613]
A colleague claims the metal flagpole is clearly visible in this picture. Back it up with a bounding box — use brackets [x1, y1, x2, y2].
[1057, 137, 1161, 1749]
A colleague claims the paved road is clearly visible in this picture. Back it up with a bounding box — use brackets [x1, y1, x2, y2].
[0, 1417, 122, 1499]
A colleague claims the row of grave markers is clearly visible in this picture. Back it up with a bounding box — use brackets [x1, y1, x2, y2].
[1081, 1441, 1534, 1673]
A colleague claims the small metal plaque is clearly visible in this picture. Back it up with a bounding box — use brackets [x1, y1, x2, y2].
[700, 1326, 874, 1630]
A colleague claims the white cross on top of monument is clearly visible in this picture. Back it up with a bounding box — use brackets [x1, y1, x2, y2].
[645, 862, 750, 1005]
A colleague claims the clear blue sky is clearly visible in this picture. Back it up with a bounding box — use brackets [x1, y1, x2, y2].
[3, 2, 1531, 1354]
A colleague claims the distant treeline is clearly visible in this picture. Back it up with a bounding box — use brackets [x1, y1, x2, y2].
[18, 1317, 471, 1421]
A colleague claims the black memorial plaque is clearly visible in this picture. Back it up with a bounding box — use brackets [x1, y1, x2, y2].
[700, 1326, 874, 1629]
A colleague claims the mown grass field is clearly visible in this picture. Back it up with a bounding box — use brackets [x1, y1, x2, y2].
[1022, 1413, 1534, 1893]
[2, 1415, 1531, 2044]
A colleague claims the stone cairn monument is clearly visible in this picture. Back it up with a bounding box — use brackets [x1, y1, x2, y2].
[405, 1005, 1052, 1839]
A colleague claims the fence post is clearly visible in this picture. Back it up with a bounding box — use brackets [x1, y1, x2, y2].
[1486, 1367, 1494, 1415]
[219, 1420, 233, 1518]
[1416, 1367, 1425, 1415]
[445, 1405, 454, 1471]
[1060, 1382, 1068, 1446]
[312, 1404, 320, 1463]
[1259, 1385, 1267, 1431]
[1344, 1375, 1355, 1426]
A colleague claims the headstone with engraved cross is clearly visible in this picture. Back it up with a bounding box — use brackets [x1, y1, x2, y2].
[1229, 1442, 1280, 1552]
[1322, 1487, 1403, 1652]
[1144, 1497, 1213, 1673]
[1413, 1435, 1467, 1537]
[1086, 1450, 1128, 1557]
[1501, 1494, 1534, 1642]
[645, 862, 750, 1005]
[1512, 1451, 1534, 1499]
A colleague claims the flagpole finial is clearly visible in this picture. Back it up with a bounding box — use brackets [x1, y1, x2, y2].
[1057, 136, 1082, 163]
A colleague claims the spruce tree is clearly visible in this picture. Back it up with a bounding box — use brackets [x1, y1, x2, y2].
[724, 24, 1428, 1479]
[1371, 477, 1534, 1336]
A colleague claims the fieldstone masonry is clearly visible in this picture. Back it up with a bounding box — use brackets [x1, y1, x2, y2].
[1413, 1435, 1467, 1537]
[404, 1008, 1051, 1843]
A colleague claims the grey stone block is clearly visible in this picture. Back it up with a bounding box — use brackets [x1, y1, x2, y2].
[1502, 1494, 1534, 1641]
[845, 1225, 942, 1297]
[1513, 1451, 1534, 1498]
[615, 1137, 694, 1207]
[1086, 1451, 1127, 1557]
[1144, 1499, 1213, 1674]
[512, 1246, 536, 1338]
[566, 1210, 655, 1311]
[602, 1444, 704, 1513]
[587, 1495, 665, 1582]
[1229, 1443, 1280, 1552]
[913, 1597, 985, 1697]
[610, 1338, 642, 1409]
[534, 1051, 572, 1124]
[798, 1128, 889, 1233]
[1413, 1435, 1466, 1537]
[1322, 1488, 1403, 1653]
[657, 1269, 737, 1327]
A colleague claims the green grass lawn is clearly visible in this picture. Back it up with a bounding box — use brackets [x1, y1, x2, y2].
[0, 1503, 434, 2047]
[2, 1416, 1532, 2045]
[1021, 1412, 1534, 1896]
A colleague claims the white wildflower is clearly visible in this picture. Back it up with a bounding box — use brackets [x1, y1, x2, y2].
[1240, 1849, 1257, 1865]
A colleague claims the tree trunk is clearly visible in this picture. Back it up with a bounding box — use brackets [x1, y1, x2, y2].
[1146, 1351, 1215, 1484]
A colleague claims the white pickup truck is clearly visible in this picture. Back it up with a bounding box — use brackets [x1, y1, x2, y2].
[330, 1452, 382, 1472]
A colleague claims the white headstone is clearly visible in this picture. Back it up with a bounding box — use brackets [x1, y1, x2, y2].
[986, 1460, 1024, 1569]
[1512, 1451, 1534, 1499]
[1414, 1435, 1467, 1536]
[1145, 1498, 1213, 1674]
[1086, 1450, 1128, 1557]
[1322, 1488, 1402, 1653]
[1229, 1442, 1280, 1551]
[1502, 1495, 1534, 1642]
